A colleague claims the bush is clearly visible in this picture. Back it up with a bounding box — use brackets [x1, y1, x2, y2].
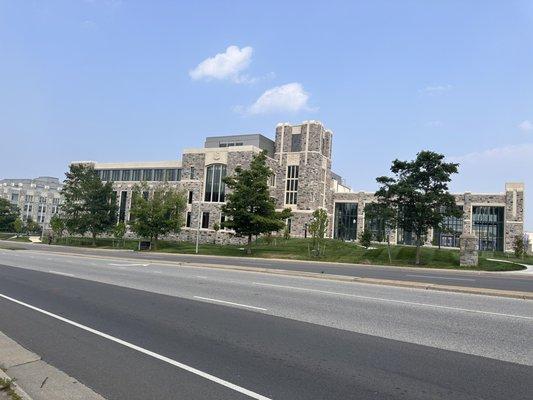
[513, 236, 526, 259]
[359, 230, 372, 248]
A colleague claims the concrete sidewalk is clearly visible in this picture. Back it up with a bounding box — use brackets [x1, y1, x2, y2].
[0, 332, 105, 400]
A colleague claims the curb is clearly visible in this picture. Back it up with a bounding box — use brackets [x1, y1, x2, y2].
[0, 331, 105, 400]
[0, 368, 33, 400]
[5, 246, 533, 300]
[185, 261, 533, 300]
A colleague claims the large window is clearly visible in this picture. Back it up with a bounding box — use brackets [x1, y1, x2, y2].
[334, 203, 357, 241]
[142, 169, 153, 181]
[153, 169, 164, 181]
[131, 170, 141, 181]
[111, 170, 121, 181]
[204, 164, 227, 202]
[285, 165, 299, 205]
[118, 191, 127, 223]
[165, 169, 181, 182]
[365, 215, 386, 242]
[472, 206, 504, 251]
[433, 206, 463, 247]
[122, 169, 131, 181]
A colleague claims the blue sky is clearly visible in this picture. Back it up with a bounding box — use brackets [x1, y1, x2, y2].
[1, 1, 532, 229]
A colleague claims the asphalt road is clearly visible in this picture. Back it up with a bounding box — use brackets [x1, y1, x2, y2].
[1, 240, 532, 292]
[0, 249, 531, 399]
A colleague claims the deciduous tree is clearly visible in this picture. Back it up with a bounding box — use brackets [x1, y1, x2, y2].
[129, 184, 186, 250]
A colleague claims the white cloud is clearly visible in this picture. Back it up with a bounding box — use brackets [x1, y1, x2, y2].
[238, 82, 314, 115]
[419, 84, 452, 95]
[450, 143, 533, 164]
[189, 45, 253, 83]
[518, 120, 533, 132]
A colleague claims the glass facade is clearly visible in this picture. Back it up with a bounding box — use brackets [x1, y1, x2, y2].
[334, 202, 357, 241]
[365, 215, 386, 242]
[98, 168, 181, 182]
[204, 164, 227, 202]
[118, 191, 127, 223]
[472, 206, 504, 251]
[433, 206, 463, 248]
[285, 165, 299, 205]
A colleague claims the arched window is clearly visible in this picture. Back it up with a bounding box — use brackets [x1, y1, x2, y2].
[204, 164, 227, 202]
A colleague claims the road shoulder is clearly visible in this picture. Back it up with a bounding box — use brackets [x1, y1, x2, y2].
[0, 331, 105, 400]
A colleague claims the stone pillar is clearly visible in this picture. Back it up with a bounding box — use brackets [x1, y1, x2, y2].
[460, 234, 478, 267]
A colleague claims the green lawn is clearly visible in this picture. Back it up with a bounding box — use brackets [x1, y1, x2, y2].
[52, 236, 528, 271]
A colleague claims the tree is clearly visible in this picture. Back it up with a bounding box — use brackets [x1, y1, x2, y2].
[50, 215, 66, 241]
[25, 217, 41, 234]
[375, 151, 460, 265]
[513, 236, 526, 259]
[113, 222, 127, 247]
[309, 208, 328, 256]
[129, 184, 186, 250]
[0, 198, 19, 232]
[222, 151, 292, 254]
[359, 230, 372, 248]
[61, 164, 118, 245]
[364, 202, 397, 263]
[13, 218, 23, 234]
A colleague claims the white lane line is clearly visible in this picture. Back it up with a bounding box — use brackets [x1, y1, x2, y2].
[0, 293, 271, 400]
[193, 296, 267, 311]
[406, 274, 476, 282]
[109, 263, 149, 267]
[48, 270, 75, 277]
[252, 282, 533, 320]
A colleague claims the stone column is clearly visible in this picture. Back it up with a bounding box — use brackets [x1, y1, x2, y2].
[460, 234, 478, 267]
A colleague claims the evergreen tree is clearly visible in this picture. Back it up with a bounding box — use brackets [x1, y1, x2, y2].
[61, 163, 117, 245]
[375, 151, 460, 265]
[222, 151, 292, 254]
[129, 184, 186, 250]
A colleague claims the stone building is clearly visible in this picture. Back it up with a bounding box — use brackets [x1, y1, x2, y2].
[0, 176, 63, 230]
[77, 121, 525, 252]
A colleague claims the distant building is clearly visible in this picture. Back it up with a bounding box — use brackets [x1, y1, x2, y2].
[72, 120, 525, 252]
[0, 176, 62, 230]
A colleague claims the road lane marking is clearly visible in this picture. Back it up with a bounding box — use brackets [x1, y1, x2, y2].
[0, 293, 271, 400]
[252, 282, 533, 320]
[405, 274, 476, 282]
[109, 263, 149, 267]
[193, 296, 267, 311]
[48, 270, 75, 277]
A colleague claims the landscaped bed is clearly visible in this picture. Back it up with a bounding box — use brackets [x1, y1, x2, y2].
[47, 237, 529, 271]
